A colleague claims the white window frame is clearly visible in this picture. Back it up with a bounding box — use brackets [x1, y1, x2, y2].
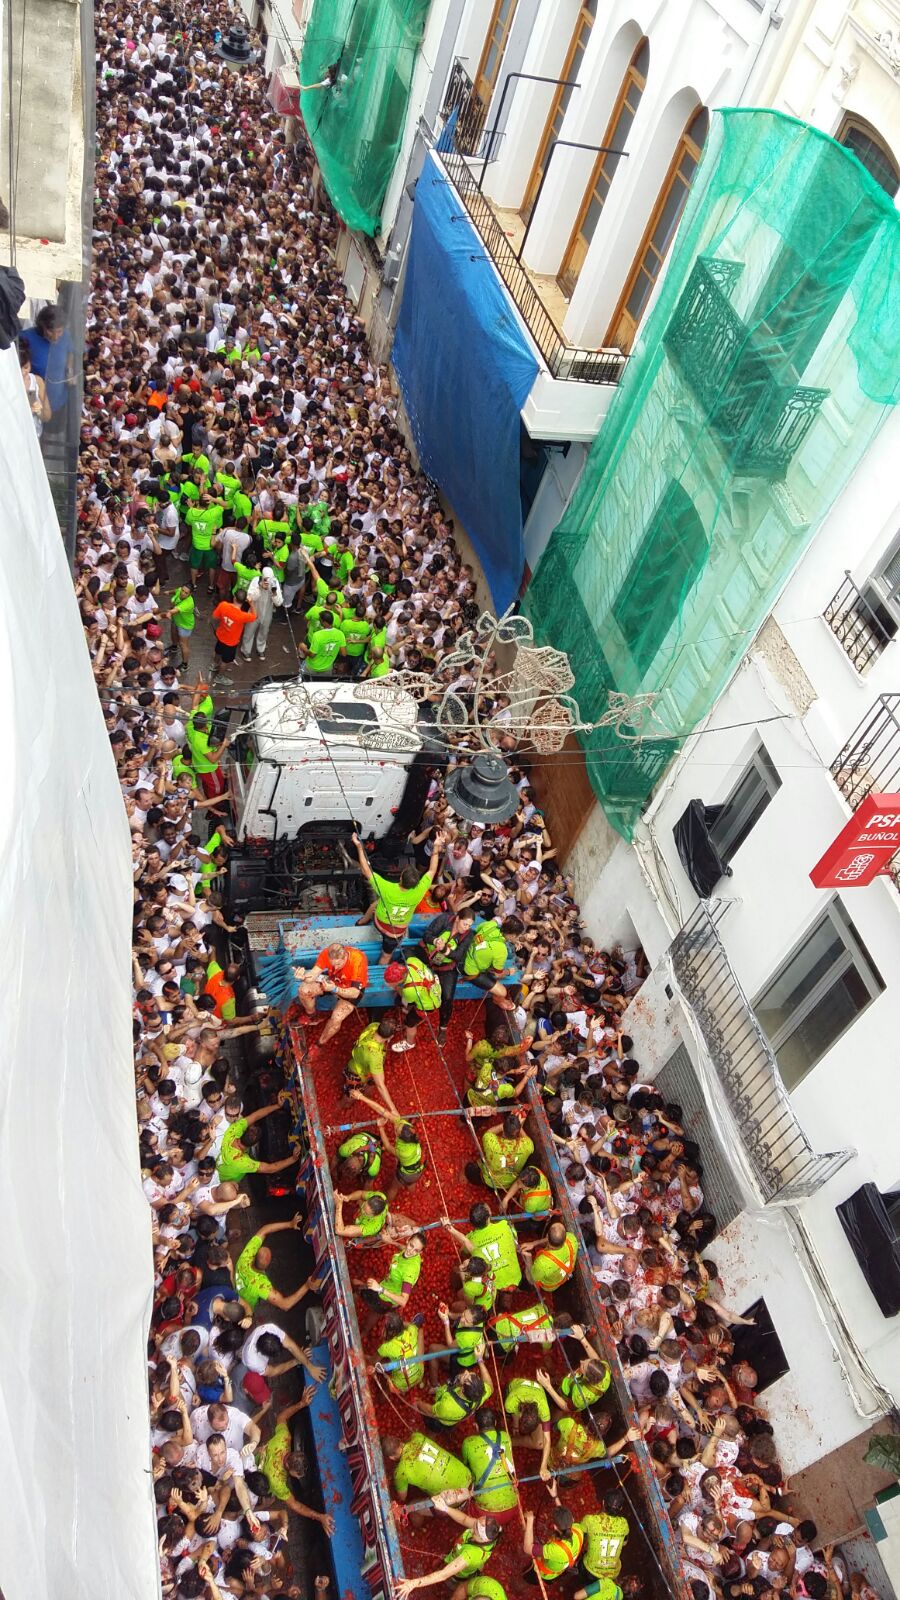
[754, 899, 884, 1090]
[707, 742, 781, 864]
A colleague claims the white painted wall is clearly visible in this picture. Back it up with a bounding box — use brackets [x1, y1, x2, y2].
[553, 0, 900, 1432]
[477, 0, 775, 346]
[380, 0, 458, 241]
[567, 425, 900, 1459]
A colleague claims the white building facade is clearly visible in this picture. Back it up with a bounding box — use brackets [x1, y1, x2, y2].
[535, 0, 900, 1568]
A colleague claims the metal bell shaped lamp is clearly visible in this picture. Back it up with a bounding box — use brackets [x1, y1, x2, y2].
[445, 753, 520, 825]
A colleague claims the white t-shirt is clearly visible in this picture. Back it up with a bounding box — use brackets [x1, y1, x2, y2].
[189, 1441, 245, 1478]
[241, 1322, 286, 1374]
[192, 1404, 252, 1453]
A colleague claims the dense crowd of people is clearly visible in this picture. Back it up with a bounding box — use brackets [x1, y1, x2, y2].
[57, 4, 877, 1600]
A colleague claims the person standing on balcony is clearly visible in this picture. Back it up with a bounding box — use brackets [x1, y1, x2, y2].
[18, 340, 50, 435]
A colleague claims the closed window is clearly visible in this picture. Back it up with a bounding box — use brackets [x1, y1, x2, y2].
[707, 743, 781, 864]
[755, 901, 885, 1090]
[859, 537, 900, 648]
[611, 479, 706, 676]
[475, 0, 519, 107]
[557, 37, 649, 299]
[521, 1, 597, 220]
[609, 105, 709, 351]
[838, 114, 900, 199]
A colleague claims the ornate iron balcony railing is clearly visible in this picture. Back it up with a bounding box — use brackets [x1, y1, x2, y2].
[441, 58, 487, 158]
[441, 151, 628, 387]
[824, 572, 893, 674]
[831, 693, 900, 810]
[830, 695, 900, 889]
[670, 902, 853, 1204]
[664, 256, 829, 480]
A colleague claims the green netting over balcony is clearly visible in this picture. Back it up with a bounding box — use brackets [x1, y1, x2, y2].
[300, 0, 430, 235]
[523, 108, 900, 839]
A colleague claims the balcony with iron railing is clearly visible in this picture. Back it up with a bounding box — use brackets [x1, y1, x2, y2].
[441, 58, 488, 158]
[664, 256, 829, 480]
[824, 572, 894, 674]
[670, 901, 853, 1204]
[829, 695, 900, 889]
[831, 693, 900, 810]
[438, 62, 628, 390]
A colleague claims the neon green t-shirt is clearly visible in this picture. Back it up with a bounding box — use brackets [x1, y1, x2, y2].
[215, 471, 240, 503]
[356, 1193, 388, 1238]
[235, 1233, 274, 1310]
[431, 1376, 489, 1426]
[393, 1432, 471, 1498]
[535, 1525, 584, 1580]
[561, 1365, 610, 1411]
[186, 503, 224, 549]
[306, 625, 345, 674]
[467, 1058, 516, 1108]
[554, 1416, 607, 1465]
[370, 870, 432, 932]
[461, 1429, 517, 1512]
[170, 588, 195, 631]
[345, 1020, 387, 1084]
[378, 1323, 425, 1392]
[232, 560, 257, 596]
[530, 1231, 579, 1292]
[336, 1130, 381, 1178]
[217, 1118, 261, 1182]
[462, 921, 508, 977]
[480, 1129, 534, 1191]
[446, 1530, 496, 1577]
[489, 1301, 553, 1354]
[257, 518, 291, 550]
[462, 1271, 496, 1311]
[185, 723, 219, 775]
[258, 1421, 293, 1500]
[396, 1130, 424, 1178]
[340, 615, 371, 656]
[468, 1218, 521, 1290]
[505, 1375, 550, 1424]
[466, 1580, 508, 1600]
[577, 1514, 630, 1579]
[380, 1248, 423, 1301]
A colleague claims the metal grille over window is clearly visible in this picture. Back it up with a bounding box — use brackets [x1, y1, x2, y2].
[654, 1044, 743, 1233]
[824, 571, 894, 672]
[669, 901, 853, 1204]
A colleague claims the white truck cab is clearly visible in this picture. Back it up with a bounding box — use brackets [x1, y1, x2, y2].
[229, 678, 437, 843]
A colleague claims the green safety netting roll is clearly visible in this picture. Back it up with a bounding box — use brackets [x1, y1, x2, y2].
[524, 108, 900, 840]
[300, 0, 430, 235]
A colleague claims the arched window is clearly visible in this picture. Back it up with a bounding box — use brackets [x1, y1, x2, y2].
[608, 105, 708, 352]
[475, 0, 519, 108]
[558, 36, 649, 299]
[837, 114, 900, 198]
[611, 480, 707, 676]
[520, 1, 598, 222]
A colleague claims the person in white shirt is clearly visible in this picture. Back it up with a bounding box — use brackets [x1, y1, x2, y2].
[191, 1401, 260, 1457]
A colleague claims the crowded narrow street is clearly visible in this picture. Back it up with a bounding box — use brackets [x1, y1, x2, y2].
[7, 0, 900, 1598]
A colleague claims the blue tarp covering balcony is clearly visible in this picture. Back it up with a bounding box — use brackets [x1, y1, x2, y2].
[393, 152, 539, 612]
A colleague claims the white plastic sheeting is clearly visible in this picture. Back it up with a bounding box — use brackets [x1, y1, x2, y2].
[0, 347, 159, 1597]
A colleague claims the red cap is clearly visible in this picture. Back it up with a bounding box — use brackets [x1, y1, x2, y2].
[383, 962, 406, 985]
